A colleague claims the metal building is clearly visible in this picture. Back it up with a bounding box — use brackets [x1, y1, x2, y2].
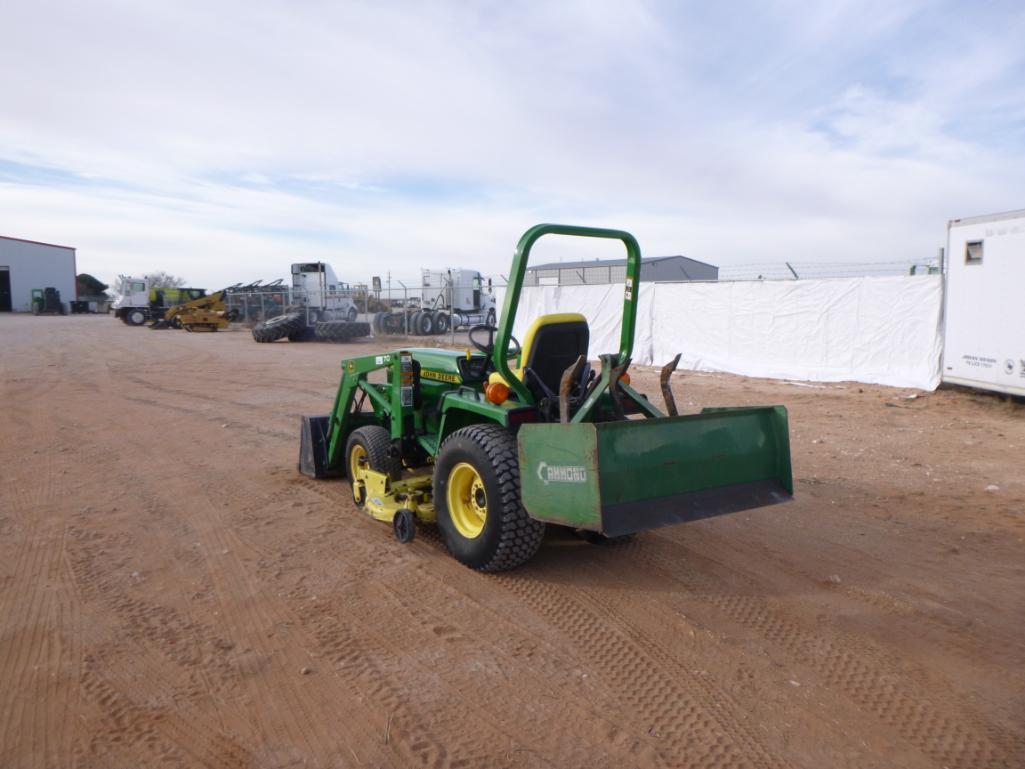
[524, 255, 718, 286]
[0, 236, 77, 312]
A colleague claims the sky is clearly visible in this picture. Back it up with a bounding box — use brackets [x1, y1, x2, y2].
[1, 0, 1024, 289]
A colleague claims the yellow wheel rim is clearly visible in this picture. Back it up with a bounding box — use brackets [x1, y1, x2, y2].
[447, 462, 487, 539]
[349, 443, 367, 504]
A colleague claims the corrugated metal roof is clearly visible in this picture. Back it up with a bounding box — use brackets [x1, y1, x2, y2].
[0, 235, 76, 251]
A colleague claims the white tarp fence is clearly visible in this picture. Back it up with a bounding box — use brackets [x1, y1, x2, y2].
[511, 275, 944, 390]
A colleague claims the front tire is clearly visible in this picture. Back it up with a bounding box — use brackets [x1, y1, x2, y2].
[344, 426, 401, 508]
[434, 424, 545, 571]
[126, 309, 147, 326]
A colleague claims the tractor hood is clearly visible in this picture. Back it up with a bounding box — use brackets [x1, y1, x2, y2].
[408, 348, 485, 384]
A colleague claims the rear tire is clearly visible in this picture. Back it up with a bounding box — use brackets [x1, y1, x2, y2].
[252, 312, 305, 342]
[410, 311, 423, 336]
[345, 426, 402, 507]
[434, 424, 545, 571]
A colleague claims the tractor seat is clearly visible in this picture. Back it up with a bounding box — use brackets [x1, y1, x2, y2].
[489, 313, 590, 398]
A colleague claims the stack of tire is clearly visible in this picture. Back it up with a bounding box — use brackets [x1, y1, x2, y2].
[372, 310, 450, 336]
[251, 312, 370, 343]
[314, 320, 371, 342]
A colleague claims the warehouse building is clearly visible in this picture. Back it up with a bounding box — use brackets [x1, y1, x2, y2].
[524, 254, 718, 286]
[0, 236, 77, 312]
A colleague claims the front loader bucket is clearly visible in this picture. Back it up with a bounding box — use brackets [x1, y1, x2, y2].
[298, 415, 341, 479]
[518, 406, 792, 537]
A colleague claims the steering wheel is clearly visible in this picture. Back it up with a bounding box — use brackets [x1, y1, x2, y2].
[468, 324, 521, 358]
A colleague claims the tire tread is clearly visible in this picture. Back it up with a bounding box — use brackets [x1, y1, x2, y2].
[438, 423, 545, 572]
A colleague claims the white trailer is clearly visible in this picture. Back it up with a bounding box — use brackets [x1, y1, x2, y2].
[942, 208, 1025, 397]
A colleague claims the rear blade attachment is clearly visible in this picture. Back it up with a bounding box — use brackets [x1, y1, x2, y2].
[518, 406, 793, 537]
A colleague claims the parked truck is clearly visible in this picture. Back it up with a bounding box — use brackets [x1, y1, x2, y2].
[249, 262, 369, 343]
[291, 262, 359, 322]
[372, 268, 497, 336]
[112, 276, 207, 326]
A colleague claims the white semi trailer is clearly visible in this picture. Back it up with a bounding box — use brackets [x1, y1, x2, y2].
[942, 208, 1025, 397]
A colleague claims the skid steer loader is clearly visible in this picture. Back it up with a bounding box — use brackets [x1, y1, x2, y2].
[299, 224, 793, 571]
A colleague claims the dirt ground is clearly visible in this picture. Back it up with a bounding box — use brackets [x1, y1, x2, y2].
[1, 314, 1023, 769]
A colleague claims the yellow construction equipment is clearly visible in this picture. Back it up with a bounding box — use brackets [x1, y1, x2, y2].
[150, 290, 239, 332]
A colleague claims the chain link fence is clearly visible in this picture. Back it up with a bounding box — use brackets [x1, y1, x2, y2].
[226, 273, 497, 343]
[225, 257, 942, 340]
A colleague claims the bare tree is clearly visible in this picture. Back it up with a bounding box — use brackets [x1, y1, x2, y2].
[143, 271, 188, 288]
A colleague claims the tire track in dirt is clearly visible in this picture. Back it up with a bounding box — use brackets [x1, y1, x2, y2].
[265, 491, 670, 767]
[681, 516, 1025, 722]
[292, 467, 1022, 769]
[0, 341, 80, 769]
[54, 339, 265, 766]
[372, 561, 672, 768]
[65, 426, 371, 762]
[63, 522, 254, 768]
[596, 532, 1024, 769]
[291, 475, 764, 767]
[246, 481, 495, 768]
[187, 498, 402, 766]
[266, 477, 596, 767]
[80, 374, 439, 769]
[76, 655, 228, 768]
[706, 510, 1025, 663]
[489, 569, 773, 769]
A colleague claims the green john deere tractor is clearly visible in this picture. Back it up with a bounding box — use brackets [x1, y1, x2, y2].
[299, 224, 793, 571]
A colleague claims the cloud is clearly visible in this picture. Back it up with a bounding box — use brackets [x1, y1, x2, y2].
[0, 0, 1023, 288]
